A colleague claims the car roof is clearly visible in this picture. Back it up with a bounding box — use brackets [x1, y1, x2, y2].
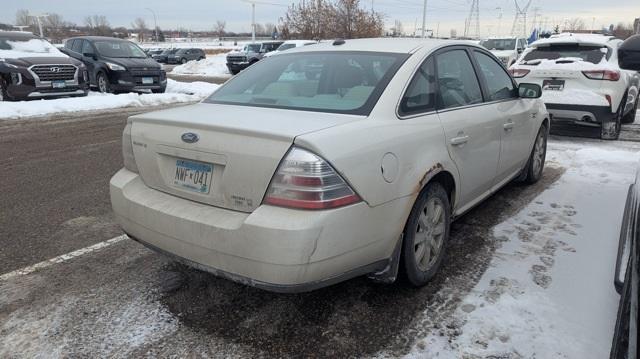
[288, 37, 480, 54]
[0, 31, 38, 40]
[68, 36, 130, 42]
[531, 33, 619, 47]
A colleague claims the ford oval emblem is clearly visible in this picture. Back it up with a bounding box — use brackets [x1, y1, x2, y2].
[181, 132, 199, 143]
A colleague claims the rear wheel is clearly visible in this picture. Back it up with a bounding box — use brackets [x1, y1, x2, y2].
[622, 95, 638, 124]
[96, 72, 110, 93]
[0, 79, 6, 101]
[522, 124, 548, 184]
[401, 182, 451, 287]
[181, 58, 187, 64]
[603, 96, 625, 140]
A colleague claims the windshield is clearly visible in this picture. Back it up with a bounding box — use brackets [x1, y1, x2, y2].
[205, 51, 408, 115]
[277, 43, 297, 52]
[244, 44, 261, 53]
[0, 37, 64, 58]
[523, 44, 609, 64]
[481, 39, 517, 51]
[94, 40, 147, 58]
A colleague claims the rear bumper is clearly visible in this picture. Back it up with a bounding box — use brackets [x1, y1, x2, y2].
[109, 168, 408, 292]
[545, 103, 614, 138]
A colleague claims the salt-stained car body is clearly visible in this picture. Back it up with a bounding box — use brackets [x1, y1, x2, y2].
[509, 33, 640, 140]
[110, 38, 549, 292]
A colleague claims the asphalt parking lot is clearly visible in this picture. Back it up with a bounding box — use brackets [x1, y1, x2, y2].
[0, 108, 639, 357]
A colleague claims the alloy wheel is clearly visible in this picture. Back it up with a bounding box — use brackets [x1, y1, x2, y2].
[98, 75, 107, 93]
[532, 130, 546, 176]
[413, 197, 446, 272]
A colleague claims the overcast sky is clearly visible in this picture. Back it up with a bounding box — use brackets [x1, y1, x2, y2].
[2, 0, 638, 37]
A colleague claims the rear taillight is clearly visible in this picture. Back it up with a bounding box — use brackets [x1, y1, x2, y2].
[122, 122, 139, 173]
[264, 147, 361, 210]
[508, 68, 530, 78]
[582, 70, 620, 81]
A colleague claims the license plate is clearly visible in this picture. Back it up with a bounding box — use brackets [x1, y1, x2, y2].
[52, 80, 66, 89]
[142, 77, 154, 85]
[173, 159, 213, 194]
[542, 79, 565, 91]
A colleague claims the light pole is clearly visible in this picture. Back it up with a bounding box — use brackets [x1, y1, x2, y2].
[496, 7, 502, 36]
[421, 0, 428, 38]
[145, 8, 158, 43]
[30, 14, 49, 38]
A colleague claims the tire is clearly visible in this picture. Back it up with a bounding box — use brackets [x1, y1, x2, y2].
[181, 58, 187, 64]
[96, 72, 110, 93]
[610, 254, 632, 359]
[401, 182, 451, 287]
[0, 78, 7, 102]
[230, 70, 239, 75]
[622, 95, 638, 124]
[522, 123, 548, 184]
[152, 88, 166, 94]
[603, 97, 625, 140]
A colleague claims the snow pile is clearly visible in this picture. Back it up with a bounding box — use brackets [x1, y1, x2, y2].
[407, 140, 640, 358]
[171, 54, 230, 77]
[0, 79, 220, 120]
[0, 39, 67, 59]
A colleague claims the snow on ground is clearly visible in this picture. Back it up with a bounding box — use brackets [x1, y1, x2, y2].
[407, 139, 640, 358]
[171, 54, 230, 77]
[0, 79, 219, 120]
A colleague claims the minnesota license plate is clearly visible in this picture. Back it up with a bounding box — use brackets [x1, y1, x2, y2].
[542, 79, 565, 91]
[142, 77, 154, 84]
[52, 80, 66, 89]
[173, 159, 213, 194]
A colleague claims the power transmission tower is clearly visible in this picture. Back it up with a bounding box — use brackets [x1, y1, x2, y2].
[463, 0, 480, 39]
[511, 0, 533, 37]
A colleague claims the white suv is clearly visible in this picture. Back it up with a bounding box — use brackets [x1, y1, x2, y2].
[480, 37, 528, 67]
[509, 33, 640, 139]
[110, 39, 548, 292]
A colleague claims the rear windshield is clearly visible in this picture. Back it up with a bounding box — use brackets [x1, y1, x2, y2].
[94, 40, 146, 58]
[523, 44, 609, 64]
[205, 51, 408, 115]
[480, 39, 516, 51]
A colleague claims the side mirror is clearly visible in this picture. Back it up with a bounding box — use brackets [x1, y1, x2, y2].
[519, 83, 542, 98]
[83, 52, 96, 60]
[618, 35, 640, 71]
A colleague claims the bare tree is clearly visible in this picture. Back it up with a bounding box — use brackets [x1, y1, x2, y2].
[15, 9, 33, 27]
[132, 17, 148, 42]
[215, 20, 226, 38]
[566, 17, 585, 31]
[264, 22, 277, 36]
[613, 22, 635, 39]
[280, 0, 383, 39]
[85, 15, 111, 36]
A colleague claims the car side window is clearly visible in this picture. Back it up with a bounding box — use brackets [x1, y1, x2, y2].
[81, 40, 94, 55]
[65, 39, 75, 50]
[435, 49, 483, 109]
[473, 51, 517, 101]
[399, 57, 437, 116]
[71, 39, 83, 53]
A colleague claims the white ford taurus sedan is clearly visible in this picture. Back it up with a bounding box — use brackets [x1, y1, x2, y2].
[110, 38, 549, 292]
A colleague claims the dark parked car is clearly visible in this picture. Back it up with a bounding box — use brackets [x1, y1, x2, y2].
[0, 31, 89, 101]
[152, 48, 179, 64]
[63, 36, 166, 94]
[226, 41, 284, 74]
[611, 34, 640, 359]
[167, 48, 206, 64]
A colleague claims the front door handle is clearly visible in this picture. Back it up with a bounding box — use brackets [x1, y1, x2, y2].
[503, 121, 515, 131]
[450, 135, 469, 146]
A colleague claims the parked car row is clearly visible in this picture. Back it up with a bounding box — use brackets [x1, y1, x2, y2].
[226, 40, 318, 74]
[0, 31, 169, 101]
[481, 33, 639, 140]
[149, 47, 206, 64]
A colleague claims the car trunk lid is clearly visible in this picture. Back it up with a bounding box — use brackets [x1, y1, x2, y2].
[129, 103, 362, 212]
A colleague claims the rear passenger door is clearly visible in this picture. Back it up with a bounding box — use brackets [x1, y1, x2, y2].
[435, 47, 502, 211]
[471, 50, 534, 183]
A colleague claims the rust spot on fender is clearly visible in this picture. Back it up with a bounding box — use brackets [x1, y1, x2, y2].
[415, 163, 444, 193]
